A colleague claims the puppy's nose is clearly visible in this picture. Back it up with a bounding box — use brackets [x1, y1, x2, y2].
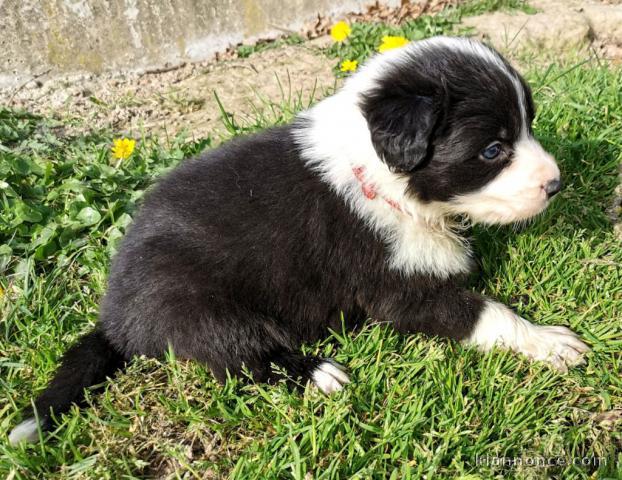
[544, 179, 562, 198]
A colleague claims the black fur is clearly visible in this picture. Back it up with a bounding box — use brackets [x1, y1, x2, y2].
[100, 126, 483, 378]
[21, 39, 540, 429]
[363, 90, 442, 173]
[27, 125, 485, 424]
[29, 330, 124, 428]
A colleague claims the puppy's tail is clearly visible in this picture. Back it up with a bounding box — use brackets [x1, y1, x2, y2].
[8, 328, 125, 445]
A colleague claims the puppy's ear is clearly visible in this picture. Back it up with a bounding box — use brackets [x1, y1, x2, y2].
[362, 88, 443, 173]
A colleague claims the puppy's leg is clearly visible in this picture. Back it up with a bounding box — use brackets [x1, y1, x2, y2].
[248, 350, 350, 395]
[377, 288, 589, 371]
[153, 304, 350, 394]
[174, 313, 349, 393]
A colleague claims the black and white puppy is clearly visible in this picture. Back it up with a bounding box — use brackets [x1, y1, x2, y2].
[10, 36, 589, 444]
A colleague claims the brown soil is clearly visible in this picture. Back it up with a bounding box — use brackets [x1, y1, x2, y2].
[1, 0, 621, 145]
[0, 0, 458, 141]
[1, 42, 337, 141]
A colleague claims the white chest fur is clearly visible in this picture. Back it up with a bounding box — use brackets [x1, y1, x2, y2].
[293, 88, 473, 279]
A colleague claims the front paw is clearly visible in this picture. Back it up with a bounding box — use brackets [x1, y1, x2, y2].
[465, 301, 590, 372]
[515, 324, 590, 372]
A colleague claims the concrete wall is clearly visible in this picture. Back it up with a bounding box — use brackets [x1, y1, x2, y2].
[0, 0, 400, 88]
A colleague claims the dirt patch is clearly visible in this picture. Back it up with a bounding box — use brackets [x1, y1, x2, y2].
[0, 0, 457, 142]
[78, 359, 231, 479]
[463, 0, 622, 63]
[1, 43, 337, 141]
[300, 0, 458, 39]
[3, 0, 622, 143]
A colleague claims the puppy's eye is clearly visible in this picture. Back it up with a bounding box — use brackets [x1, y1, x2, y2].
[481, 142, 502, 160]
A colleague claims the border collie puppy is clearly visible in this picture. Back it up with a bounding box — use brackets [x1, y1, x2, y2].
[10, 36, 589, 444]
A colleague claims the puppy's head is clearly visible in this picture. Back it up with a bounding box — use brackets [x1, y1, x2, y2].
[358, 37, 560, 225]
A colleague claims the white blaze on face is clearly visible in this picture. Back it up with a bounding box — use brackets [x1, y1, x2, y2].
[450, 136, 561, 225]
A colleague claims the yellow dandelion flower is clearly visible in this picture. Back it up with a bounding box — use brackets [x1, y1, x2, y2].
[330, 21, 351, 42]
[378, 35, 409, 53]
[0, 285, 4, 299]
[340, 59, 358, 73]
[111, 138, 136, 160]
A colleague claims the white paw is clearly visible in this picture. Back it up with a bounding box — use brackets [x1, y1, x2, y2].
[516, 324, 590, 372]
[8, 417, 40, 445]
[466, 301, 590, 372]
[311, 359, 350, 394]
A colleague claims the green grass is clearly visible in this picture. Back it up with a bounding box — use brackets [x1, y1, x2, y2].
[458, 0, 537, 16]
[2, 6, 622, 480]
[236, 34, 306, 59]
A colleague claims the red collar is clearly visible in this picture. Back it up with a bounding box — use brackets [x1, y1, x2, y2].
[352, 165, 406, 214]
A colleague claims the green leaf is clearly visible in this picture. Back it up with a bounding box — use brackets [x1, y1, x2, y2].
[60, 178, 85, 192]
[11, 157, 33, 175]
[31, 223, 58, 249]
[59, 226, 80, 247]
[114, 213, 133, 230]
[75, 207, 101, 227]
[15, 202, 43, 223]
[106, 226, 124, 254]
[0, 244, 12, 271]
[34, 241, 57, 260]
